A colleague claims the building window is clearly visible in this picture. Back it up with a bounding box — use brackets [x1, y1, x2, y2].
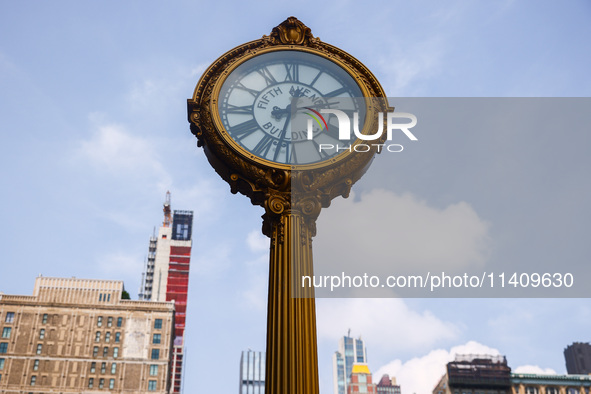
[526, 388, 539, 394]
[117, 317, 123, 327]
[95, 331, 101, 342]
[90, 362, 96, 373]
[109, 378, 115, 389]
[154, 319, 162, 329]
[101, 362, 106, 374]
[107, 317, 113, 327]
[105, 332, 111, 343]
[111, 363, 117, 374]
[113, 347, 119, 358]
[93, 346, 99, 357]
[36, 344, 42, 354]
[33, 359, 39, 371]
[42, 314, 48, 324]
[97, 316, 103, 327]
[150, 364, 158, 376]
[1, 328, 10, 339]
[151, 349, 160, 360]
[103, 347, 109, 357]
[115, 332, 121, 343]
[148, 380, 157, 391]
[88, 378, 94, 388]
[0, 358, 5, 369]
[99, 378, 105, 388]
[30, 375, 36, 386]
[546, 388, 558, 394]
[153, 334, 161, 344]
[0, 343, 7, 354]
[5, 312, 14, 323]
[39, 329, 45, 340]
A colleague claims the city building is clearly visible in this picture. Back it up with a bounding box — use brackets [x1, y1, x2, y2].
[0, 276, 175, 393]
[239, 350, 265, 394]
[564, 342, 591, 375]
[512, 372, 591, 394]
[139, 192, 194, 393]
[376, 374, 401, 394]
[333, 332, 368, 394]
[433, 354, 512, 394]
[348, 363, 375, 394]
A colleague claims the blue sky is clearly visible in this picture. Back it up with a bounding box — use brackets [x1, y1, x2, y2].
[1, 1, 590, 393]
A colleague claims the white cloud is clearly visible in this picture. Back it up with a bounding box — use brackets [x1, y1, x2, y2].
[97, 251, 144, 278]
[314, 189, 491, 281]
[514, 365, 557, 375]
[192, 243, 233, 277]
[239, 265, 268, 311]
[240, 231, 269, 310]
[172, 181, 228, 226]
[246, 230, 269, 253]
[76, 121, 171, 189]
[377, 37, 446, 96]
[190, 63, 209, 78]
[127, 62, 210, 114]
[317, 298, 460, 355]
[375, 341, 501, 394]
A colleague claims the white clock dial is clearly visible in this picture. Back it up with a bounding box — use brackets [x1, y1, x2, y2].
[218, 51, 366, 165]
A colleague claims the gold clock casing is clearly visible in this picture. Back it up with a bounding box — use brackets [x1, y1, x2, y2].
[188, 17, 390, 211]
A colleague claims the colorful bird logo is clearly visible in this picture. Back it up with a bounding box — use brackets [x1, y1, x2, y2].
[303, 107, 328, 131]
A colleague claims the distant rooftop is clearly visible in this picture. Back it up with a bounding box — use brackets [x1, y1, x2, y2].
[454, 354, 507, 363]
[351, 363, 371, 375]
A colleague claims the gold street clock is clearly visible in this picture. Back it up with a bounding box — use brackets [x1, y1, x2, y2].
[188, 17, 389, 394]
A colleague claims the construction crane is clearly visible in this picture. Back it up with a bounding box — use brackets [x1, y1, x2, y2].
[163, 191, 172, 227]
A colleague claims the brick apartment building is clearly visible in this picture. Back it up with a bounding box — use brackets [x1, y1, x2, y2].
[0, 276, 175, 393]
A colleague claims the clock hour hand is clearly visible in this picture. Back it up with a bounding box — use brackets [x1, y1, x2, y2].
[271, 105, 289, 120]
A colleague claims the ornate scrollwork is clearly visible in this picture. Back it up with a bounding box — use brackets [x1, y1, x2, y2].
[269, 16, 313, 45]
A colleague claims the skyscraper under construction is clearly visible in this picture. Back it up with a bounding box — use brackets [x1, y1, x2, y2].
[139, 192, 194, 393]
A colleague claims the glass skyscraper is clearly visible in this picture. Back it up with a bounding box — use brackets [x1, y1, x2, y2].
[332, 334, 367, 394]
[240, 350, 265, 394]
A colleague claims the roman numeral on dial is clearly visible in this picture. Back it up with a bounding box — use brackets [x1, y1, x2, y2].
[230, 119, 259, 140]
[235, 82, 260, 97]
[325, 87, 349, 97]
[225, 104, 253, 115]
[310, 70, 323, 86]
[276, 141, 292, 164]
[284, 63, 300, 82]
[252, 134, 275, 157]
[311, 140, 331, 160]
[256, 67, 278, 86]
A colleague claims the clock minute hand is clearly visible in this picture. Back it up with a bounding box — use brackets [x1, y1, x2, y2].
[273, 104, 291, 162]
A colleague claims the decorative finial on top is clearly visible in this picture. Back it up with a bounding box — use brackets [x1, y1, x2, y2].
[270, 17, 313, 45]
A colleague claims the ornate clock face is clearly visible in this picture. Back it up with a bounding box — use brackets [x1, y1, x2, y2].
[216, 50, 366, 166]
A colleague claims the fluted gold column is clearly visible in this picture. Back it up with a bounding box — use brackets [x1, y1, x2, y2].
[264, 204, 319, 394]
